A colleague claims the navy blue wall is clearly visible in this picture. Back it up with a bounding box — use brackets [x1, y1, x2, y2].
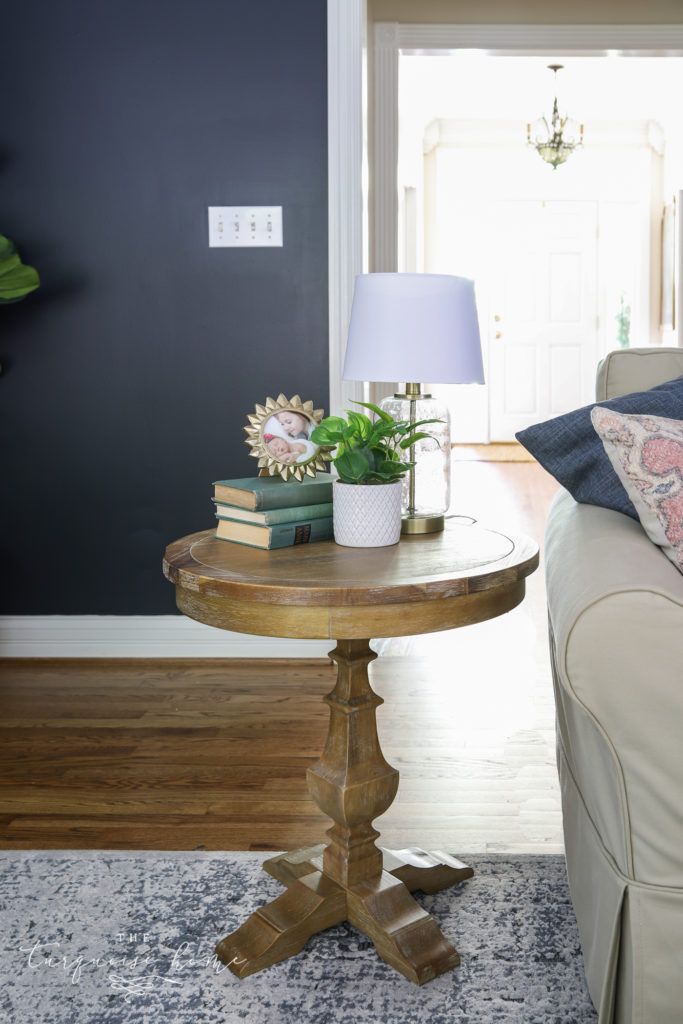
[0, 0, 328, 613]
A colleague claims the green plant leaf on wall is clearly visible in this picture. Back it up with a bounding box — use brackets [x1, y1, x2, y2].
[0, 235, 40, 303]
[0, 236, 16, 260]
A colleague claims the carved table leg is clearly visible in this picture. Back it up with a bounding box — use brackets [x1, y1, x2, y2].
[306, 639, 399, 887]
[215, 868, 346, 979]
[216, 639, 472, 984]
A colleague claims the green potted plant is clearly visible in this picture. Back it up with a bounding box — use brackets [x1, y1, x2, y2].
[311, 401, 439, 547]
[0, 235, 39, 304]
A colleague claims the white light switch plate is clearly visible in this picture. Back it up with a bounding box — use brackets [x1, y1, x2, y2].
[208, 206, 283, 247]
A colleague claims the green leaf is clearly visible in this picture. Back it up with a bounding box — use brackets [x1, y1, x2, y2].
[371, 446, 397, 464]
[365, 471, 396, 483]
[367, 424, 396, 448]
[334, 448, 372, 484]
[317, 416, 347, 433]
[377, 460, 409, 477]
[0, 235, 17, 260]
[352, 400, 394, 424]
[346, 410, 373, 440]
[0, 235, 40, 303]
[399, 431, 438, 450]
[0, 253, 21, 278]
[0, 263, 40, 302]
[310, 425, 344, 445]
[408, 417, 444, 429]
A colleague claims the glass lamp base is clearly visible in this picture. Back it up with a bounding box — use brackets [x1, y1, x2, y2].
[379, 389, 451, 529]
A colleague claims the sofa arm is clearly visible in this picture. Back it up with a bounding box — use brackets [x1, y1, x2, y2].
[546, 490, 683, 887]
[596, 346, 683, 401]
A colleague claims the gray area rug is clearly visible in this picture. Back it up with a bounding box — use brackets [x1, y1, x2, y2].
[0, 851, 597, 1024]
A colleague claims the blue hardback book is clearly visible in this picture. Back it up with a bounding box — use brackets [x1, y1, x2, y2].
[213, 474, 335, 511]
[214, 500, 333, 526]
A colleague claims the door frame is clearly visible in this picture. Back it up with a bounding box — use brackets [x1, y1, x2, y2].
[327, 18, 683, 415]
[327, 0, 366, 415]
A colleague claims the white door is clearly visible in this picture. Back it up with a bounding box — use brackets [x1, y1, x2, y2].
[488, 200, 598, 440]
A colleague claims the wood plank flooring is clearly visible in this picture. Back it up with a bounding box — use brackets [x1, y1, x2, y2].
[0, 460, 560, 852]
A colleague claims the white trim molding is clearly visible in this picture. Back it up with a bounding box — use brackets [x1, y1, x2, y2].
[0, 617, 331, 659]
[394, 23, 683, 54]
[327, 0, 365, 415]
[371, 21, 399, 273]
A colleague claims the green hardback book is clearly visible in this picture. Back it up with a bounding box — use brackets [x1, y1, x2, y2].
[215, 514, 333, 549]
[214, 500, 334, 526]
[213, 473, 335, 512]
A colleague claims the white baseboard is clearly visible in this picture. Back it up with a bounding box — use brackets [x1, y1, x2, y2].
[0, 616, 332, 659]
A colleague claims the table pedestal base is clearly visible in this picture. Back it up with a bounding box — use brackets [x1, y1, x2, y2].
[216, 640, 474, 985]
[216, 846, 473, 985]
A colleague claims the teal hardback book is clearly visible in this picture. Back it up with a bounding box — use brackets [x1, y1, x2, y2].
[213, 473, 335, 511]
[215, 514, 333, 549]
[214, 500, 334, 526]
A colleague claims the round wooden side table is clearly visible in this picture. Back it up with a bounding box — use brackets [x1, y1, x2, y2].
[163, 519, 538, 985]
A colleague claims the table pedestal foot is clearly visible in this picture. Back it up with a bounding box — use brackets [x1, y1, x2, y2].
[347, 870, 460, 985]
[252, 843, 472, 985]
[265, 844, 474, 895]
[381, 847, 474, 894]
[216, 867, 346, 979]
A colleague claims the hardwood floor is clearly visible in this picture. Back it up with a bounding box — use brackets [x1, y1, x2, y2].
[0, 658, 334, 850]
[0, 460, 560, 852]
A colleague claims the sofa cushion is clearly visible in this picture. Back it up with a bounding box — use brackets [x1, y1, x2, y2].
[592, 407, 683, 573]
[516, 375, 683, 519]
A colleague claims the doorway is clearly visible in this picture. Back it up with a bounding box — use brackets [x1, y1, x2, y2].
[396, 51, 683, 440]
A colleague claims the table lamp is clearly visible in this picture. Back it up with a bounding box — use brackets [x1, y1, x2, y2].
[343, 273, 484, 534]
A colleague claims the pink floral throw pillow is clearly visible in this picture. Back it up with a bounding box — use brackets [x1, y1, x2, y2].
[591, 407, 683, 573]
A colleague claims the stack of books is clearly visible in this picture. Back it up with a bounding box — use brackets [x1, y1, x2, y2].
[212, 474, 335, 549]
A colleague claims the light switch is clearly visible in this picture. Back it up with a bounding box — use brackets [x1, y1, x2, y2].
[208, 206, 283, 247]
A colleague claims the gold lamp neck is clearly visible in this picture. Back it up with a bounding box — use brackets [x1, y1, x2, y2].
[394, 382, 431, 400]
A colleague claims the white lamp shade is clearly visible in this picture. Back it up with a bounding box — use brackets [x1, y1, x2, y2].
[342, 273, 485, 385]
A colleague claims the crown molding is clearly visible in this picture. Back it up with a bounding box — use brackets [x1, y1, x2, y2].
[394, 23, 683, 55]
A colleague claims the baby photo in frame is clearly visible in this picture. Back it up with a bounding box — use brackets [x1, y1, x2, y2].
[244, 394, 329, 481]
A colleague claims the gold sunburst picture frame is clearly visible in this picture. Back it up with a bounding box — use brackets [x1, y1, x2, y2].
[244, 394, 329, 481]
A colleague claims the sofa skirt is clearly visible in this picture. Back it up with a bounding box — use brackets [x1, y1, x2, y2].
[558, 743, 683, 1023]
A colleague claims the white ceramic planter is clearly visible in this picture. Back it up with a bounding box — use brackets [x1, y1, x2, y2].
[332, 480, 403, 548]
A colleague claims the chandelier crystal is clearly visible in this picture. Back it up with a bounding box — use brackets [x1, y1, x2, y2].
[527, 64, 584, 169]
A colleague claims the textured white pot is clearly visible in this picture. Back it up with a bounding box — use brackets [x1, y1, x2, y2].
[332, 480, 403, 548]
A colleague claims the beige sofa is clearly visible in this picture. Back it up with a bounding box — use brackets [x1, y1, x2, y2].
[545, 347, 683, 1024]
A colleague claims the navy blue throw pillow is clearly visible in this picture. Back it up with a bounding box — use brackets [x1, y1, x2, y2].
[515, 375, 683, 519]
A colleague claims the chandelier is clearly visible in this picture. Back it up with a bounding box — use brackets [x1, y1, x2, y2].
[527, 64, 584, 169]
